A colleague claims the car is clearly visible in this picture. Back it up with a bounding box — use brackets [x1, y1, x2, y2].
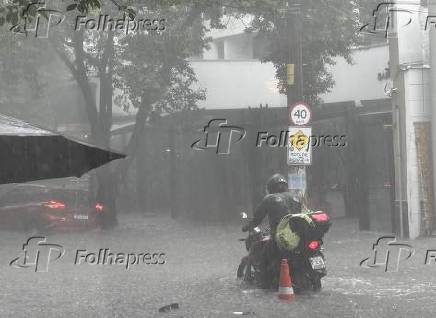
[0, 184, 104, 232]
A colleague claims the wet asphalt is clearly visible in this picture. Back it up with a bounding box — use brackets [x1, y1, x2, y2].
[1, 213, 436, 318]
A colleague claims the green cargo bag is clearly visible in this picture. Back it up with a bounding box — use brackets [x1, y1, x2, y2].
[275, 212, 315, 251]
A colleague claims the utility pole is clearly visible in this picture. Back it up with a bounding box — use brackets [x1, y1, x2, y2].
[286, 1, 306, 201]
[389, 2, 406, 238]
[286, 1, 303, 103]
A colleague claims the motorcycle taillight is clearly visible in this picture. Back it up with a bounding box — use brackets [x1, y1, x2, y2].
[308, 240, 321, 250]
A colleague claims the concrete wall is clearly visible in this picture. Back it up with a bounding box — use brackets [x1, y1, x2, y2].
[193, 33, 389, 110]
[321, 44, 390, 103]
[403, 68, 432, 238]
[190, 60, 286, 109]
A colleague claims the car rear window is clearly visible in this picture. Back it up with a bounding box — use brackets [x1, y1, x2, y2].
[0, 188, 51, 206]
[48, 190, 92, 207]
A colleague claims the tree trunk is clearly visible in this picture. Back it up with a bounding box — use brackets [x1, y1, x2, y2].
[96, 30, 117, 228]
[69, 29, 118, 229]
[55, 28, 160, 227]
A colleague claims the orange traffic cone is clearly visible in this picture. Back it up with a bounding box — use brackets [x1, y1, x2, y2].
[278, 258, 295, 301]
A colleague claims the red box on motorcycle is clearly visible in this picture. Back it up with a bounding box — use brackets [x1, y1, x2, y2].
[286, 211, 331, 241]
[308, 211, 331, 236]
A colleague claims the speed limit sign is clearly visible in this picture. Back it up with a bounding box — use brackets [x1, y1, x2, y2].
[289, 102, 312, 126]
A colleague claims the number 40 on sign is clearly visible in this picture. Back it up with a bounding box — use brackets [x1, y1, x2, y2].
[289, 102, 312, 126]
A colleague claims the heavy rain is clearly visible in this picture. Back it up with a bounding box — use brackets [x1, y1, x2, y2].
[1, 1, 436, 317]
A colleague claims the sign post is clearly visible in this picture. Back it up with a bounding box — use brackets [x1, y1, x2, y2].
[287, 101, 312, 198]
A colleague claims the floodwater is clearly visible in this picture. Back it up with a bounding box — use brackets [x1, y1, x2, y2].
[1, 214, 436, 318]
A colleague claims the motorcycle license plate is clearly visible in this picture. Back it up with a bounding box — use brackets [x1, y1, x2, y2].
[309, 256, 325, 270]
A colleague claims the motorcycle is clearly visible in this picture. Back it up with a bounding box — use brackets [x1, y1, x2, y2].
[237, 211, 331, 293]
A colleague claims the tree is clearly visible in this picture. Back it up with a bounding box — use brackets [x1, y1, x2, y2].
[1, 0, 384, 106]
[0, 0, 381, 224]
[215, 0, 358, 105]
[10, 0, 224, 227]
[0, 30, 52, 123]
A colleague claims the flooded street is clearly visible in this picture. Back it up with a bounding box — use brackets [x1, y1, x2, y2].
[2, 1, 436, 317]
[1, 214, 436, 318]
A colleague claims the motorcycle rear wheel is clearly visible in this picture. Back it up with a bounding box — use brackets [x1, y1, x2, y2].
[237, 260, 246, 279]
[238, 261, 254, 283]
[312, 276, 322, 292]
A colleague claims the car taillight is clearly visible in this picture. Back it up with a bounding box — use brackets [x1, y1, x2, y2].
[44, 200, 65, 209]
[95, 203, 104, 212]
[308, 240, 321, 250]
[311, 212, 329, 222]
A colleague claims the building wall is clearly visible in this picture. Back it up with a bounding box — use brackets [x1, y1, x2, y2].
[393, 1, 432, 239]
[190, 30, 285, 109]
[190, 60, 286, 109]
[403, 68, 432, 238]
[321, 44, 390, 103]
[192, 28, 390, 110]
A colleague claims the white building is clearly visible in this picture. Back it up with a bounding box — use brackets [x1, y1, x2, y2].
[321, 43, 389, 103]
[190, 17, 389, 109]
[189, 18, 286, 109]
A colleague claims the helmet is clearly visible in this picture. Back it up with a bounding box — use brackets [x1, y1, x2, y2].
[266, 173, 288, 194]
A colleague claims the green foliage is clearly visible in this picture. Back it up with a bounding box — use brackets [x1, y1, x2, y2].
[0, 29, 59, 128]
[0, 0, 382, 110]
[224, 0, 360, 105]
[114, 4, 209, 114]
[0, 31, 47, 103]
[0, 0, 101, 27]
[201, 0, 384, 104]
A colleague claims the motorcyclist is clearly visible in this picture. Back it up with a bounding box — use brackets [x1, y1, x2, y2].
[242, 173, 301, 236]
[241, 173, 302, 288]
